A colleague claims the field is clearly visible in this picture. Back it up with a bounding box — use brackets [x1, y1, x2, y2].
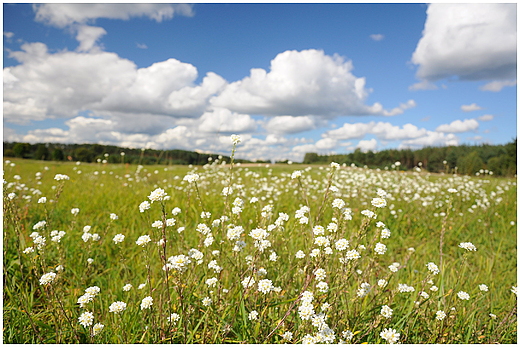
[3, 139, 517, 344]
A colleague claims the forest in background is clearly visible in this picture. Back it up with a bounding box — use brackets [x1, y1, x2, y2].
[302, 139, 517, 177]
[3, 139, 517, 177]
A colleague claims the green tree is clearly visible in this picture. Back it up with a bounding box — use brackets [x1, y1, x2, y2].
[74, 147, 94, 162]
[457, 151, 484, 175]
[303, 152, 319, 164]
[12, 143, 31, 158]
[52, 148, 65, 161]
[34, 144, 49, 160]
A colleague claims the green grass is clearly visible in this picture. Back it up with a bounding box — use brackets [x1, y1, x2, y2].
[3, 154, 517, 344]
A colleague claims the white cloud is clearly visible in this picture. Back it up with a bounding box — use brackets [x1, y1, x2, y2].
[4, 43, 136, 120]
[136, 43, 148, 49]
[3, 99, 49, 125]
[460, 103, 482, 112]
[467, 135, 483, 142]
[33, 3, 193, 28]
[370, 34, 384, 41]
[4, 31, 14, 39]
[371, 122, 428, 140]
[211, 49, 396, 117]
[197, 108, 257, 133]
[400, 132, 459, 148]
[264, 116, 317, 134]
[98, 60, 227, 118]
[435, 119, 479, 133]
[382, 100, 416, 116]
[411, 3, 516, 82]
[325, 122, 373, 140]
[409, 80, 438, 91]
[315, 138, 338, 150]
[478, 114, 494, 121]
[325, 121, 428, 141]
[3, 44, 227, 123]
[479, 79, 517, 92]
[75, 25, 106, 52]
[356, 139, 378, 152]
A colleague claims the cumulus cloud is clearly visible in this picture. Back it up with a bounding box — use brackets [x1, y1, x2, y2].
[479, 79, 517, 92]
[435, 119, 479, 133]
[409, 80, 438, 91]
[400, 132, 459, 148]
[370, 34, 384, 41]
[75, 25, 106, 52]
[197, 108, 257, 133]
[357, 139, 378, 152]
[315, 138, 338, 150]
[382, 99, 416, 116]
[460, 103, 482, 112]
[411, 3, 516, 83]
[325, 121, 428, 141]
[33, 3, 194, 28]
[264, 116, 317, 134]
[3, 44, 227, 123]
[211, 49, 400, 117]
[98, 60, 227, 118]
[478, 114, 494, 121]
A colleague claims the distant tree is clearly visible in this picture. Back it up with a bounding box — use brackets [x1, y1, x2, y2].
[303, 152, 319, 164]
[52, 148, 65, 161]
[457, 151, 484, 175]
[74, 147, 94, 162]
[12, 143, 31, 158]
[34, 144, 50, 160]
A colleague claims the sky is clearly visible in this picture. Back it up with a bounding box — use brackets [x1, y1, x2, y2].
[2, 2, 517, 162]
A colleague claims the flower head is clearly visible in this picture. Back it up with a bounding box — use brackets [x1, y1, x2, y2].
[426, 262, 440, 275]
[85, 286, 100, 296]
[457, 291, 470, 300]
[202, 297, 212, 306]
[381, 305, 393, 319]
[168, 313, 180, 323]
[140, 296, 153, 310]
[257, 279, 274, 294]
[374, 242, 387, 255]
[458, 242, 477, 251]
[92, 323, 104, 336]
[183, 173, 199, 183]
[231, 134, 242, 145]
[148, 188, 168, 202]
[435, 310, 446, 321]
[109, 301, 127, 314]
[54, 174, 70, 181]
[136, 235, 151, 246]
[113, 234, 125, 244]
[380, 328, 400, 344]
[139, 201, 151, 213]
[33, 220, 47, 230]
[78, 311, 94, 327]
[39, 272, 56, 285]
[371, 197, 387, 208]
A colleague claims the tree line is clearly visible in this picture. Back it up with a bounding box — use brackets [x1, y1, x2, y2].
[2, 142, 255, 166]
[3, 140, 516, 176]
[303, 139, 517, 177]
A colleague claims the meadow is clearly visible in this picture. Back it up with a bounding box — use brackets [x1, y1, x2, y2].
[3, 136, 517, 344]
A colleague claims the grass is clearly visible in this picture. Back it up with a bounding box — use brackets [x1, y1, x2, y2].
[2, 143, 517, 344]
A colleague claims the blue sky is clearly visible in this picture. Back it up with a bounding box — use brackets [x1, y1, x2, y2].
[3, 2, 517, 161]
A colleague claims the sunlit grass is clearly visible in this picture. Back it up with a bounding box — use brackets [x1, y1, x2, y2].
[3, 141, 517, 344]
